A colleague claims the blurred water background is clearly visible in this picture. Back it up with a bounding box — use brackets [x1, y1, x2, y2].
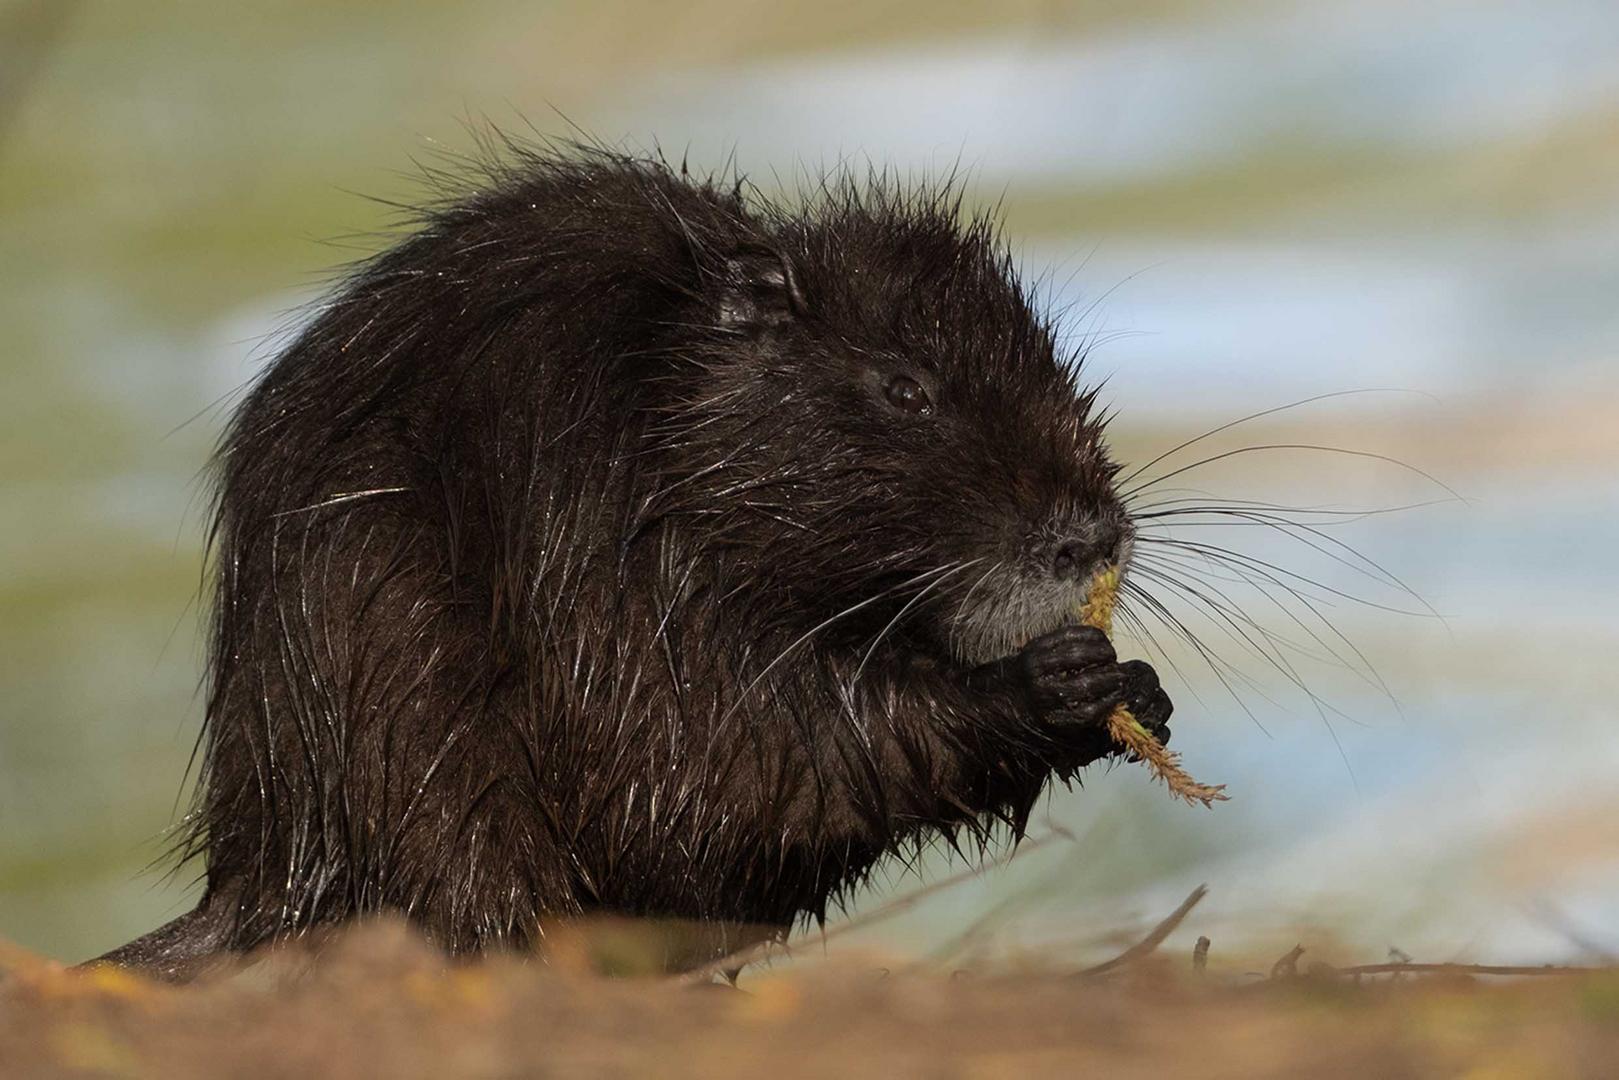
[3, 0, 1617, 967]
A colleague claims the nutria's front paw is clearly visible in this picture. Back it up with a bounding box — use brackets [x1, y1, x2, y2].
[1117, 658, 1173, 749]
[1013, 630, 1174, 759]
[967, 627, 1172, 759]
[1017, 625, 1123, 725]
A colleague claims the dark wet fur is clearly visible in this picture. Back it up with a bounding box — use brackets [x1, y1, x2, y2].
[98, 142, 1166, 976]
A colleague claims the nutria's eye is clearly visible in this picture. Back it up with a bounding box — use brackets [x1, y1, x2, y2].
[884, 375, 932, 416]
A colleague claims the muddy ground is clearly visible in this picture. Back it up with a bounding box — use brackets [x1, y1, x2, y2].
[3, 919, 1617, 1079]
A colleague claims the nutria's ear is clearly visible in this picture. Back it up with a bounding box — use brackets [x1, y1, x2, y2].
[716, 247, 806, 331]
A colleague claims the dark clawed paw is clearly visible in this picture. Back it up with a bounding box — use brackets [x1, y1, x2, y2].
[1118, 659, 1173, 747]
[1018, 625, 1119, 722]
[994, 628, 1173, 760]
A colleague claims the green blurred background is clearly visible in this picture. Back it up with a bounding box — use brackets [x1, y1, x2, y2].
[3, 0, 1617, 967]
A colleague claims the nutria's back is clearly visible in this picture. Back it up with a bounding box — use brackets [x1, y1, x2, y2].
[100, 144, 1173, 979]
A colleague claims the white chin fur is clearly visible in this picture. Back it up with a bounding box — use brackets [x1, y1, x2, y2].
[945, 561, 1124, 667]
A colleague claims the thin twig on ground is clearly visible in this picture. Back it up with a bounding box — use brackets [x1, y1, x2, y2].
[1321, 962, 1611, 979]
[1076, 885, 1209, 978]
[1270, 945, 1305, 979]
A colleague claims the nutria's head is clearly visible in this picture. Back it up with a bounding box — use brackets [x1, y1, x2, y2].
[643, 183, 1132, 668]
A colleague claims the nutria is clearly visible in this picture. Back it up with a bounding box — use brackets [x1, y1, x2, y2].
[96, 143, 1172, 979]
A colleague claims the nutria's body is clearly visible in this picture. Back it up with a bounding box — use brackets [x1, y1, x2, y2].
[100, 146, 1171, 979]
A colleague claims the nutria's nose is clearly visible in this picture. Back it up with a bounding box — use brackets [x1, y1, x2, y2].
[1051, 542, 1092, 582]
[1051, 522, 1123, 582]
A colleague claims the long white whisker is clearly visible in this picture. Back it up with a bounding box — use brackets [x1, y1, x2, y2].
[717, 563, 964, 727]
[852, 559, 985, 685]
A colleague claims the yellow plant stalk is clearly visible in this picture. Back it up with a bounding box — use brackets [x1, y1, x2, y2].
[1080, 566, 1228, 808]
